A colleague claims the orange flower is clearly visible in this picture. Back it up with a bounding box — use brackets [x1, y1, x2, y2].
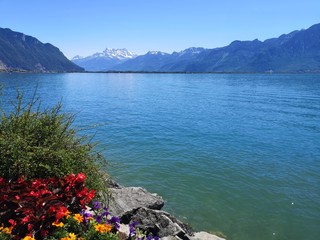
[94, 223, 112, 233]
[52, 221, 64, 227]
[23, 236, 36, 240]
[73, 213, 84, 223]
[65, 210, 71, 217]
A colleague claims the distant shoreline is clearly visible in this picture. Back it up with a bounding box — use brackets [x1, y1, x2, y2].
[83, 70, 320, 74]
[1, 69, 320, 74]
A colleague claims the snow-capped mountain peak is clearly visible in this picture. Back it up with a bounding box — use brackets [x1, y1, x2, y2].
[71, 48, 138, 71]
[102, 48, 138, 60]
[178, 47, 205, 56]
[88, 48, 137, 60]
[71, 55, 84, 61]
[72, 48, 138, 61]
[146, 51, 169, 56]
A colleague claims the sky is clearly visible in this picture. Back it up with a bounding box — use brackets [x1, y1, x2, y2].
[0, 0, 320, 59]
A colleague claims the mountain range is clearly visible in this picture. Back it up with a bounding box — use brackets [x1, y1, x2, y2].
[0, 28, 83, 72]
[73, 23, 320, 73]
[72, 48, 137, 71]
[1, 23, 320, 73]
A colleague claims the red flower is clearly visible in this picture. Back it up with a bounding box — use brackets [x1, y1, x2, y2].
[17, 177, 25, 184]
[28, 190, 39, 198]
[22, 216, 31, 224]
[86, 189, 96, 202]
[75, 173, 86, 183]
[41, 229, 49, 237]
[28, 223, 33, 232]
[55, 206, 69, 221]
[8, 219, 16, 227]
[32, 179, 42, 188]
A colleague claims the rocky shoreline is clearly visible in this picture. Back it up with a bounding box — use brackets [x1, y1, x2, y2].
[106, 181, 226, 240]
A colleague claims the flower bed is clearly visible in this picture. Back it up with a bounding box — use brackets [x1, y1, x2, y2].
[0, 173, 158, 240]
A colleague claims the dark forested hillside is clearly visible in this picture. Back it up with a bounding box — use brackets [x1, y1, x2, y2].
[0, 28, 83, 72]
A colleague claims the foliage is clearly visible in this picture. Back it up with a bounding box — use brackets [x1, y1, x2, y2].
[0, 173, 95, 239]
[0, 92, 108, 192]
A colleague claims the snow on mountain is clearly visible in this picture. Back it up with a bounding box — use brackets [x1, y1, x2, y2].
[74, 48, 137, 61]
[177, 47, 206, 56]
[146, 51, 169, 56]
[71, 48, 138, 71]
[103, 48, 138, 60]
[71, 55, 83, 61]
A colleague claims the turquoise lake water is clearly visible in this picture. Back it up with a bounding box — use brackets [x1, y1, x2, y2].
[0, 73, 319, 240]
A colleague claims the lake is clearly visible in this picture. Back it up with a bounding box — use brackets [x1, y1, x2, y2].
[0, 72, 319, 240]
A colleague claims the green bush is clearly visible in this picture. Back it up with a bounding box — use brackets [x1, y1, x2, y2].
[0, 91, 109, 193]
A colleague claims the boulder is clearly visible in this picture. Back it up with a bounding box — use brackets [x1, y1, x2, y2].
[107, 185, 226, 240]
[129, 207, 193, 239]
[191, 232, 226, 240]
[161, 237, 181, 240]
[108, 187, 164, 217]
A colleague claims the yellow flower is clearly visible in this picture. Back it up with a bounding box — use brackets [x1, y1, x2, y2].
[23, 236, 36, 240]
[52, 221, 64, 227]
[68, 233, 77, 240]
[2, 226, 13, 234]
[61, 233, 77, 240]
[94, 223, 112, 233]
[73, 213, 83, 223]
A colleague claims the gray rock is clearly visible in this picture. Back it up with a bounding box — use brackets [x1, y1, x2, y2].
[118, 223, 130, 239]
[108, 187, 164, 217]
[161, 236, 181, 240]
[130, 207, 193, 238]
[106, 184, 226, 240]
[191, 232, 226, 240]
[106, 178, 122, 189]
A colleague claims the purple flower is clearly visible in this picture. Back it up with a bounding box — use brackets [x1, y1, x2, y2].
[129, 222, 137, 237]
[81, 210, 93, 225]
[90, 201, 101, 210]
[101, 207, 109, 217]
[96, 215, 102, 223]
[129, 222, 138, 228]
[108, 216, 120, 230]
[146, 236, 160, 240]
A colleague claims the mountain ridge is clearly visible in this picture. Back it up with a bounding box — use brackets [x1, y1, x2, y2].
[74, 23, 320, 73]
[0, 27, 83, 72]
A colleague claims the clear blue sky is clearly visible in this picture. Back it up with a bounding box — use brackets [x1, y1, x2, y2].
[1, 0, 319, 59]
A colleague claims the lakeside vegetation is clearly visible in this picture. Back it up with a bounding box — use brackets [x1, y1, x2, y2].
[0, 92, 108, 192]
[0, 91, 157, 240]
